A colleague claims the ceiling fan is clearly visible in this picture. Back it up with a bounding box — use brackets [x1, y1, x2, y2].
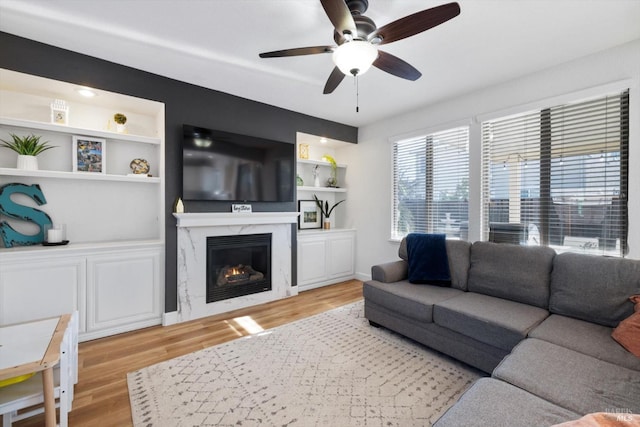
[259, 0, 461, 94]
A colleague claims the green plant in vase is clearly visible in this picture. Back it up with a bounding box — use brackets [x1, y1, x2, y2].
[314, 194, 345, 229]
[322, 154, 338, 187]
[0, 133, 56, 170]
[114, 113, 127, 133]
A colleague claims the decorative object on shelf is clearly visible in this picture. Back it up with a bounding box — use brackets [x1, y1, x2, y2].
[0, 133, 56, 171]
[298, 199, 322, 230]
[296, 175, 304, 186]
[0, 183, 52, 248]
[129, 158, 150, 175]
[313, 165, 320, 187]
[50, 99, 69, 125]
[232, 204, 252, 213]
[114, 113, 127, 133]
[43, 223, 67, 245]
[173, 197, 184, 214]
[313, 194, 345, 230]
[73, 135, 105, 174]
[298, 143, 309, 159]
[322, 154, 338, 187]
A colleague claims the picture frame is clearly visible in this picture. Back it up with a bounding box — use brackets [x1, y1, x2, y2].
[298, 199, 322, 229]
[73, 136, 105, 174]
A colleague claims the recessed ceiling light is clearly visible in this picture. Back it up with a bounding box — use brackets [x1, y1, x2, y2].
[320, 137, 328, 144]
[76, 87, 96, 98]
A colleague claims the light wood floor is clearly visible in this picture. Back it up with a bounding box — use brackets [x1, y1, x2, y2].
[12, 280, 363, 427]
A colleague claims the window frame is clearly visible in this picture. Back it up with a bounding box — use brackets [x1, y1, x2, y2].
[390, 126, 470, 241]
[480, 90, 629, 256]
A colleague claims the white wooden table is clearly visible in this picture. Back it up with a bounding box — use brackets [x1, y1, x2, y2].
[0, 314, 71, 427]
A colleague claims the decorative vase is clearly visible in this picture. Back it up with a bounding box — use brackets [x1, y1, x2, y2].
[323, 220, 331, 230]
[17, 155, 38, 170]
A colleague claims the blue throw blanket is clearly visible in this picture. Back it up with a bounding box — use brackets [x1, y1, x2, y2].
[406, 233, 451, 286]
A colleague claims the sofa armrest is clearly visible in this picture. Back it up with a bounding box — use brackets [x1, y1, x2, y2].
[371, 260, 408, 283]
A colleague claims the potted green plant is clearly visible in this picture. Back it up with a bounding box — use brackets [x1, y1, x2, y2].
[0, 133, 56, 170]
[314, 194, 345, 229]
[321, 154, 338, 187]
[114, 113, 127, 133]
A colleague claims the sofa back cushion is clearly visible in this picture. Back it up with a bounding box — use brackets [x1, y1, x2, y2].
[549, 253, 640, 327]
[399, 238, 470, 291]
[468, 241, 555, 308]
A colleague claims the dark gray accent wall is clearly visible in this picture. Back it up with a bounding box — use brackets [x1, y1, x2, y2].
[0, 32, 358, 313]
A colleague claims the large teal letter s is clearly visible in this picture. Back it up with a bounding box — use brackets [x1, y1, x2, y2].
[0, 183, 52, 247]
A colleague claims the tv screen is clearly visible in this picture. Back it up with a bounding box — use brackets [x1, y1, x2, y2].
[182, 125, 294, 202]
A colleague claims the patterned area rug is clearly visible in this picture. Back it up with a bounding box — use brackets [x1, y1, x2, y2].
[128, 301, 481, 426]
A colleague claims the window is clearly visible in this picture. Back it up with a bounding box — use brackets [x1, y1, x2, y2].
[481, 90, 629, 256]
[392, 126, 469, 240]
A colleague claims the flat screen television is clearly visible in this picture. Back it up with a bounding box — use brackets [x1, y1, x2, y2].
[182, 125, 294, 202]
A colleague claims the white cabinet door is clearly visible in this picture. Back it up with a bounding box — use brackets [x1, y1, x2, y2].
[328, 235, 355, 278]
[297, 237, 327, 286]
[86, 248, 161, 337]
[0, 257, 86, 332]
[297, 229, 355, 290]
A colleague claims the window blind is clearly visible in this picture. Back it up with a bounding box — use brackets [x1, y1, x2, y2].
[481, 90, 629, 256]
[392, 126, 469, 240]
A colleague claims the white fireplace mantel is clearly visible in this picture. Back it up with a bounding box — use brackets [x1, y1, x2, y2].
[173, 212, 299, 228]
[166, 211, 299, 325]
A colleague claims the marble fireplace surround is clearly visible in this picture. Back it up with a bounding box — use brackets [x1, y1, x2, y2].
[169, 212, 299, 324]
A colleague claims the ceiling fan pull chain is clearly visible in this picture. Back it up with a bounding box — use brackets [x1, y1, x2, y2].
[355, 74, 360, 113]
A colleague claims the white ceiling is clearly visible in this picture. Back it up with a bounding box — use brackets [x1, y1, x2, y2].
[1, 0, 639, 128]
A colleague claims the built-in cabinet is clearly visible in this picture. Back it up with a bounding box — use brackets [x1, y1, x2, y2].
[0, 69, 165, 340]
[297, 229, 356, 291]
[0, 243, 162, 341]
[295, 133, 356, 289]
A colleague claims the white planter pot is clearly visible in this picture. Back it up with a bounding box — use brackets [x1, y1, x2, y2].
[116, 124, 126, 133]
[17, 155, 38, 170]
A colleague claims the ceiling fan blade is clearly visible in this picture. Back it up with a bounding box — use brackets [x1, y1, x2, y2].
[373, 50, 422, 81]
[259, 46, 334, 58]
[323, 67, 346, 94]
[371, 2, 460, 46]
[320, 0, 357, 37]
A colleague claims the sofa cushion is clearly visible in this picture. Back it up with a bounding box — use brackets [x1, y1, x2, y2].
[467, 241, 555, 308]
[612, 295, 640, 358]
[399, 238, 471, 291]
[493, 338, 640, 416]
[433, 292, 549, 351]
[434, 378, 580, 427]
[552, 413, 640, 427]
[363, 280, 463, 323]
[530, 314, 640, 371]
[549, 253, 640, 327]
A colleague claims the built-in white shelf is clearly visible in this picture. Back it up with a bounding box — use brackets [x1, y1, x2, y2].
[297, 158, 347, 168]
[297, 186, 347, 193]
[0, 167, 161, 183]
[0, 116, 161, 145]
[0, 239, 163, 256]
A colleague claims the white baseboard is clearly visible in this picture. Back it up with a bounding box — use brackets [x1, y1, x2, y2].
[163, 311, 178, 326]
[355, 272, 371, 282]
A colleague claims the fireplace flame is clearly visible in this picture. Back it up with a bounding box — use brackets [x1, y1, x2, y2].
[228, 267, 242, 276]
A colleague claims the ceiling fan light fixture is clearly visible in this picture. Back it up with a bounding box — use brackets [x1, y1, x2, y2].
[332, 40, 378, 76]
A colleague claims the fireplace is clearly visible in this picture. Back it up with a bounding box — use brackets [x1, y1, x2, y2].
[206, 233, 272, 303]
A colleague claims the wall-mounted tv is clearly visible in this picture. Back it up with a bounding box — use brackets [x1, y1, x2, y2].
[182, 125, 295, 202]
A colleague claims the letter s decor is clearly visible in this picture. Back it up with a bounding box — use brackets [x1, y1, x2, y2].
[0, 183, 52, 247]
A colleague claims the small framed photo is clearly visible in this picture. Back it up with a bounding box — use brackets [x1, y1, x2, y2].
[73, 136, 105, 173]
[298, 199, 323, 230]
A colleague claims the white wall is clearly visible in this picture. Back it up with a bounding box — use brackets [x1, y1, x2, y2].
[345, 39, 640, 280]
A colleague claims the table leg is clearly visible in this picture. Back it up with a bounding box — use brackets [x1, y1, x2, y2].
[42, 367, 56, 427]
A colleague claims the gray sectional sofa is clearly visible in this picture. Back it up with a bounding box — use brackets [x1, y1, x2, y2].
[363, 239, 640, 426]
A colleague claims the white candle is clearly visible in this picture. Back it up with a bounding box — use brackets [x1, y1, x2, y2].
[47, 228, 62, 243]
